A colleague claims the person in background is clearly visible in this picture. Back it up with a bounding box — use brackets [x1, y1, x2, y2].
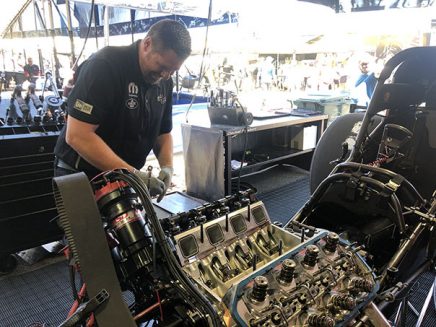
[22, 57, 40, 83]
[258, 56, 276, 91]
[219, 57, 234, 86]
[14, 52, 25, 72]
[54, 19, 192, 202]
[62, 78, 75, 98]
[352, 59, 377, 107]
[247, 59, 259, 89]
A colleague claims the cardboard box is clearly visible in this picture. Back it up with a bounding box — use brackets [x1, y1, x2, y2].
[290, 125, 317, 150]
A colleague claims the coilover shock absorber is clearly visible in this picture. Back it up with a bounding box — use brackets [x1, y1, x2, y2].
[93, 178, 153, 278]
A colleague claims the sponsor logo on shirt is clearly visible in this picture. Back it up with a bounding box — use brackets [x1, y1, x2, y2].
[157, 94, 166, 105]
[126, 82, 139, 110]
[126, 98, 139, 109]
[74, 99, 93, 114]
[128, 82, 138, 96]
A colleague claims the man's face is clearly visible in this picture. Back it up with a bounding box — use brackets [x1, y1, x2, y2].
[139, 37, 185, 85]
[360, 62, 369, 74]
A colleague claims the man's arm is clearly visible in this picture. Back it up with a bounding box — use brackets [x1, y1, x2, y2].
[153, 132, 173, 168]
[66, 115, 135, 172]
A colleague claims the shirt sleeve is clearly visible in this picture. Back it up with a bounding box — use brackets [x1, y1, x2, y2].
[159, 78, 174, 134]
[67, 59, 117, 125]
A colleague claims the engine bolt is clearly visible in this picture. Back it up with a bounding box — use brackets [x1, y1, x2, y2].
[324, 232, 339, 253]
[279, 259, 296, 284]
[251, 276, 268, 302]
[303, 245, 319, 268]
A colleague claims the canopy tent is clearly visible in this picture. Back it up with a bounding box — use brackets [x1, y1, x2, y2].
[1, 0, 434, 72]
[0, 0, 238, 39]
[0, 0, 239, 81]
[232, 1, 434, 54]
[0, 0, 240, 68]
[0, 0, 30, 39]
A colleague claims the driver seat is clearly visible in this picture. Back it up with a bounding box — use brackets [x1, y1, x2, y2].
[409, 82, 436, 199]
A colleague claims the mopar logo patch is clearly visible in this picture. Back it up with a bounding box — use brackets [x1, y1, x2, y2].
[126, 98, 139, 109]
[128, 82, 139, 96]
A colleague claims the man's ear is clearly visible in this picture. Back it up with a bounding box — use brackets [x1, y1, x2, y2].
[143, 37, 152, 51]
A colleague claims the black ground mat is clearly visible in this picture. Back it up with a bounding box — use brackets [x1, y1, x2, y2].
[388, 271, 436, 327]
[0, 259, 71, 327]
[257, 177, 310, 225]
[239, 164, 309, 194]
[240, 164, 310, 225]
[0, 257, 135, 327]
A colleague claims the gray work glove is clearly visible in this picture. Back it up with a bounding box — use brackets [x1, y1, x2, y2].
[157, 166, 174, 202]
[134, 169, 165, 198]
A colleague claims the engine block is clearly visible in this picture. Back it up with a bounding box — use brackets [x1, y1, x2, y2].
[173, 201, 379, 326]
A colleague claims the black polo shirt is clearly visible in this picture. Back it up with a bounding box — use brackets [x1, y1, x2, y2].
[23, 63, 39, 78]
[54, 41, 173, 177]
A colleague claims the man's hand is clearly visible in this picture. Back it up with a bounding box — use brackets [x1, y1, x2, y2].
[134, 169, 165, 198]
[157, 166, 174, 202]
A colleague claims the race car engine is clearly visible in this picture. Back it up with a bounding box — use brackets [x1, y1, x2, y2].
[53, 170, 387, 327]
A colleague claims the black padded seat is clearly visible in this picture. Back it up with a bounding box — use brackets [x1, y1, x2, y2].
[310, 113, 365, 194]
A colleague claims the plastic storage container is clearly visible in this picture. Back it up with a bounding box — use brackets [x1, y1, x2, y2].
[293, 92, 351, 122]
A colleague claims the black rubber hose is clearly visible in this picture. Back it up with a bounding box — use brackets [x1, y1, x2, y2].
[333, 162, 425, 203]
[112, 173, 210, 321]
[107, 171, 222, 326]
[297, 172, 406, 234]
[300, 172, 353, 219]
[390, 193, 406, 235]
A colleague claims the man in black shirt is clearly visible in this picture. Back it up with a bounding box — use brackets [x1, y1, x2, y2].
[22, 57, 40, 82]
[54, 19, 192, 201]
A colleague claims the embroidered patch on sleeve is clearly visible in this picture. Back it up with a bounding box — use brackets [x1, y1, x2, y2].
[74, 99, 93, 114]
